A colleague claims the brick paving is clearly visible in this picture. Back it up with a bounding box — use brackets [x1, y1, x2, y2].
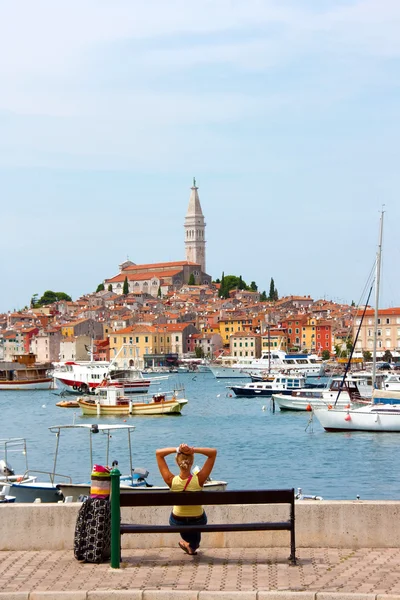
[1, 548, 400, 597]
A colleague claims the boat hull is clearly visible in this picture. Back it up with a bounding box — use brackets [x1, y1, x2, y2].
[314, 405, 400, 432]
[0, 379, 53, 390]
[9, 482, 64, 503]
[58, 479, 228, 502]
[78, 398, 187, 415]
[55, 377, 150, 394]
[272, 392, 354, 411]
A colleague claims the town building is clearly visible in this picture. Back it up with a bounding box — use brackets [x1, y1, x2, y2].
[354, 307, 400, 359]
[230, 331, 261, 359]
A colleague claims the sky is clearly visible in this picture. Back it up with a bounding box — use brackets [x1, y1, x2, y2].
[1, 0, 400, 313]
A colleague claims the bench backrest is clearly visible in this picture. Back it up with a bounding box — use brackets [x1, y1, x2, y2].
[118, 489, 295, 507]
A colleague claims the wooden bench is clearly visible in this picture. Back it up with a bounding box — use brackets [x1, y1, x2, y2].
[110, 471, 296, 568]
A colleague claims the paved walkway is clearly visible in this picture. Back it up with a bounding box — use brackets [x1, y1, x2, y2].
[1, 547, 400, 599]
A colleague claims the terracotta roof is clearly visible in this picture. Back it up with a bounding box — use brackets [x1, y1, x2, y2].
[105, 270, 183, 283]
[123, 261, 199, 271]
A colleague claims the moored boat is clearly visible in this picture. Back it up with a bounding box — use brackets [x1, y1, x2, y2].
[52, 361, 151, 395]
[272, 378, 364, 411]
[77, 385, 188, 416]
[0, 354, 52, 390]
[229, 374, 308, 397]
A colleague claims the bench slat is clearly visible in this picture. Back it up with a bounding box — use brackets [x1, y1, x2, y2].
[119, 488, 295, 507]
[120, 521, 292, 534]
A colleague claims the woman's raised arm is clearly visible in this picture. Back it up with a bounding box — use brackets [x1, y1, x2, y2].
[155, 447, 176, 487]
[194, 448, 217, 487]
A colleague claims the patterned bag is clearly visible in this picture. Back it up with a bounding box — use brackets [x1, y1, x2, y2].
[74, 497, 111, 563]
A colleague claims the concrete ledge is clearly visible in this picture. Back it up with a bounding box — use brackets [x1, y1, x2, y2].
[2, 592, 400, 599]
[1, 501, 400, 551]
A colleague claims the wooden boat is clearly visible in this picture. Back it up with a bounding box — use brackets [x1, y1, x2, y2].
[77, 385, 188, 416]
[56, 400, 80, 408]
[0, 354, 52, 390]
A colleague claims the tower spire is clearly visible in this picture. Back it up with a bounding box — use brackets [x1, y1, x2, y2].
[184, 178, 206, 274]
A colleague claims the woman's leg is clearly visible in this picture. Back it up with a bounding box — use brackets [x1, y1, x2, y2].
[169, 512, 207, 552]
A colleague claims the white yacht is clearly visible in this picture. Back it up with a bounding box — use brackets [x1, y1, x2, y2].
[209, 351, 325, 379]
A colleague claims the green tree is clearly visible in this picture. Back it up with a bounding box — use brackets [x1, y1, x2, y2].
[363, 350, 372, 361]
[346, 338, 353, 354]
[321, 349, 331, 360]
[219, 275, 249, 298]
[158, 286, 162, 298]
[123, 276, 129, 295]
[268, 278, 278, 301]
[96, 283, 105, 292]
[108, 284, 113, 292]
[351, 300, 355, 307]
[194, 346, 205, 358]
[188, 273, 195, 285]
[383, 350, 393, 363]
[35, 290, 72, 306]
[260, 290, 267, 302]
[250, 281, 258, 291]
[30, 294, 39, 308]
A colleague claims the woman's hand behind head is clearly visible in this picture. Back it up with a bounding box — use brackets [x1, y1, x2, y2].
[179, 443, 194, 455]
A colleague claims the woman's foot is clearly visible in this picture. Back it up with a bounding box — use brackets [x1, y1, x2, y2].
[179, 541, 197, 555]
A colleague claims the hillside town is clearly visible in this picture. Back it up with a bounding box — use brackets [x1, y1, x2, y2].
[1, 181, 399, 369]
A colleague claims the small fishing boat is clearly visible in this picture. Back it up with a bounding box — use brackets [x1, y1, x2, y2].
[77, 385, 188, 416]
[56, 400, 80, 408]
[0, 437, 68, 503]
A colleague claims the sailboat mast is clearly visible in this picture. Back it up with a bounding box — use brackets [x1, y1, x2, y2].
[372, 211, 384, 389]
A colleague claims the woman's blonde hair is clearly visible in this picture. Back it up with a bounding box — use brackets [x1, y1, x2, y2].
[176, 452, 194, 471]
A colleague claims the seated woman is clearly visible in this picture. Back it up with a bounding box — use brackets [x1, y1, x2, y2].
[156, 443, 217, 555]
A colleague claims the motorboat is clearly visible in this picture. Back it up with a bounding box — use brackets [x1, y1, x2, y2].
[0, 354, 53, 390]
[210, 351, 325, 379]
[50, 423, 227, 501]
[77, 385, 188, 416]
[229, 374, 308, 397]
[52, 361, 152, 395]
[272, 378, 365, 411]
[0, 437, 68, 503]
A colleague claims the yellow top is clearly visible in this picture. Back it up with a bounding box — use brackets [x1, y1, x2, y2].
[171, 473, 203, 517]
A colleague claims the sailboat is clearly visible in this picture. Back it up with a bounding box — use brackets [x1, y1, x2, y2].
[314, 211, 400, 432]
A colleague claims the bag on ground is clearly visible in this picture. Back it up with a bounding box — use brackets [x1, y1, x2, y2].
[73, 497, 111, 563]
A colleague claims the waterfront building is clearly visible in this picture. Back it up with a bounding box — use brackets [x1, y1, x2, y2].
[109, 322, 198, 368]
[354, 307, 400, 359]
[230, 331, 261, 359]
[189, 332, 223, 358]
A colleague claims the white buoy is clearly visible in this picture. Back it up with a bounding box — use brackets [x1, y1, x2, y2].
[217, 394, 220, 398]
[262, 406, 266, 411]
[42, 404, 46, 408]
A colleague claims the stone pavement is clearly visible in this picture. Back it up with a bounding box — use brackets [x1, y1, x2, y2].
[1, 547, 400, 599]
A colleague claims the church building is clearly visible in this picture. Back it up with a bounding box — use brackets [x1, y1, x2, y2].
[104, 180, 212, 297]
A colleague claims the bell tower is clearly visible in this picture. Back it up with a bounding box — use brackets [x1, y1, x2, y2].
[184, 178, 206, 273]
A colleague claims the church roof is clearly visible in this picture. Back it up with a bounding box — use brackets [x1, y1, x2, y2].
[122, 261, 200, 272]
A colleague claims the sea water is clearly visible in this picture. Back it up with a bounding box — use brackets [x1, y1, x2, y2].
[1, 371, 399, 500]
